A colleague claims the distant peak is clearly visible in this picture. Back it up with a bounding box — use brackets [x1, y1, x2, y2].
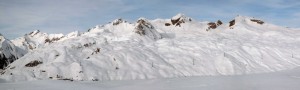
[228, 15, 265, 29]
[172, 13, 185, 20]
[29, 30, 41, 36]
[234, 15, 251, 20]
[112, 18, 126, 25]
[137, 17, 148, 21]
[0, 33, 5, 41]
[33, 30, 40, 33]
[136, 18, 151, 25]
[136, 18, 151, 27]
[168, 13, 192, 27]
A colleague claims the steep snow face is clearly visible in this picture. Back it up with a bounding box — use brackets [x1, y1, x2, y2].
[0, 34, 25, 69]
[1, 15, 300, 82]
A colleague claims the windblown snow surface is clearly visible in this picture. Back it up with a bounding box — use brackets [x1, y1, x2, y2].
[0, 14, 300, 87]
[1, 67, 300, 90]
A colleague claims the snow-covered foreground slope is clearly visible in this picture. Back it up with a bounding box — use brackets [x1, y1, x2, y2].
[1, 14, 300, 81]
[1, 67, 300, 90]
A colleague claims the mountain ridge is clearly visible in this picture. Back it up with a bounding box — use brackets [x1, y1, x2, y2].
[1, 14, 299, 82]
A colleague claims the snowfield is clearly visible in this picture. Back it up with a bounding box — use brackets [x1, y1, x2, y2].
[0, 14, 300, 84]
[1, 67, 300, 90]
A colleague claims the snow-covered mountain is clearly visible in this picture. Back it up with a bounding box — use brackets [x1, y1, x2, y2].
[0, 34, 26, 69]
[1, 14, 300, 82]
[11, 30, 80, 52]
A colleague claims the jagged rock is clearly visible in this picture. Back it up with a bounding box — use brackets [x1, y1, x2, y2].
[112, 19, 125, 25]
[206, 20, 223, 31]
[207, 22, 217, 29]
[134, 18, 161, 40]
[170, 13, 192, 27]
[44, 37, 64, 44]
[250, 19, 264, 24]
[217, 20, 223, 26]
[135, 19, 148, 35]
[229, 20, 235, 29]
[165, 23, 171, 26]
[25, 60, 43, 67]
[28, 30, 40, 36]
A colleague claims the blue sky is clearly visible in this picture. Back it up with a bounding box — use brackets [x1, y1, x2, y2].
[1, 0, 300, 39]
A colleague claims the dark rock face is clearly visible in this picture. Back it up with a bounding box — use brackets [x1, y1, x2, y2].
[45, 36, 64, 44]
[135, 19, 154, 36]
[25, 60, 43, 67]
[229, 20, 235, 29]
[165, 23, 171, 26]
[208, 22, 217, 29]
[0, 54, 17, 69]
[170, 14, 192, 27]
[134, 18, 162, 40]
[217, 20, 223, 26]
[0, 34, 24, 69]
[135, 22, 146, 35]
[171, 18, 181, 25]
[206, 20, 223, 31]
[250, 19, 264, 24]
[112, 19, 126, 26]
[28, 30, 40, 36]
[171, 17, 191, 27]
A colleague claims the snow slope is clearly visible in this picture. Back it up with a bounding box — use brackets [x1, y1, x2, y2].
[0, 34, 26, 69]
[1, 67, 300, 90]
[1, 14, 300, 81]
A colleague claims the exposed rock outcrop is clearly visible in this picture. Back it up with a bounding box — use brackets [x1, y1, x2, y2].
[165, 23, 171, 26]
[135, 18, 162, 40]
[229, 20, 235, 29]
[250, 19, 264, 25]
[112, 18, 126, 26]
[170, 13, 192, 27]
[206, 20, 223, 31]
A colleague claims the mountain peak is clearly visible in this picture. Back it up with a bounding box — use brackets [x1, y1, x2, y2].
[135, 18, 162, 40]
[171, 13, 185, 20]
[1, 14, 299, 82]
[170, 13, 192, 27]
[228, 15, 265, 29]
[29, 30, 41, 36]
[112, 18, 126, 25]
